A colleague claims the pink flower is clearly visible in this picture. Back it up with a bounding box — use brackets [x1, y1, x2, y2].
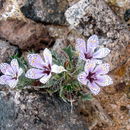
[0, 59, 23, 88]
[76, 35, 110, 64]
[78, 61, 113, 95]
[25, 48, 66, 84]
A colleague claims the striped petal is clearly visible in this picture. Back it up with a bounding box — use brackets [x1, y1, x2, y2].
[11, 59, 19, 73]
[40, 73, 51, 84]
[87, 82, 101, 95]
[87, 35, 99, 53]
[84, 61, 96, 73]
[27, 54, 45, 69]
[0, 63, 14, 75]
[94, 63, 110, 75]
[96, 75, 113, 87]
[0, 75, 12, 85]
[43, 48, 52, 65]
[7, 79, 18, 88]
[77, 72, 87, 85]
[25, 68, 44, 79]
[93, 48, 110, 58]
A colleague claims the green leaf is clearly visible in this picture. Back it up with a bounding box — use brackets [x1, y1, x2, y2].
[51, 50, 66, 66]
[63, 46, 74, 61]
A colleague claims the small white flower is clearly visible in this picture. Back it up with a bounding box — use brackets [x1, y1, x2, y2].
[78, 61, 113, 95]
[0, 59, 23, 88]
[25, 48, 66, 84]
[76, 35, 110, 64]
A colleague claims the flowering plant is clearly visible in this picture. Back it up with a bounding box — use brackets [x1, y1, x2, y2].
[0, 35, 113, 102]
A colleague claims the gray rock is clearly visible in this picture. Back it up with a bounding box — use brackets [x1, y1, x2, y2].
[21, 0, 69, 25]
[65, 0, 130, 70]
[0, 89, 88, 130]
[0, 40, 17, 63]
[0, 92, 17, 130]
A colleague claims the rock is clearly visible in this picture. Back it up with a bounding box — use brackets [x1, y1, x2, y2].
[77, 98, 113, 130]
[0, 0, 25, 21]
[0, 92, 17, 130]
[21, 0, 69, 25]
[65, 0, 130, 129]
[124, 9, 130, 22]
[0, 89, 88, 130]
[0, 19, 55, 50]
[65, 0, 130, 70]
[0, 40, 17, 63]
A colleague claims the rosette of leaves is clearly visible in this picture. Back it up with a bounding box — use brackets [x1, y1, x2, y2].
[43, 46, 93, 102]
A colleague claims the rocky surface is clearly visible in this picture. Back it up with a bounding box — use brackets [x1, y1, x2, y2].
[0, 0, 129, 130]
[65, 0, 130, 129]
[65, 0, 130, 71]
[0, 91, 17, 130]
[0, 89, 88, 130]
[0, 19, 54, 50]
[0, 40, 17, 63]
[21, 0, 69, 25]
[0, 0, 25, 21]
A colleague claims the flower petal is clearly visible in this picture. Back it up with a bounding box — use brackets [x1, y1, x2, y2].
[25, 68, 44, 79]
[7, 79, 18, 88]
[84, 61, 96, 73]
[11, 59, 19, 73]
[96, 75, 113, 87]
[77, 72, 87, 85]
[94, 63, 110, 75]
[51, 64, 66, 74]
[86, 59, 102, 64]
[18, 68, 23, 77]
[91, 59, 102, 64]
[75, 38, 87, 60]
[87, 82, 100, 95]
[43, 48, 52, 65]
[0, 63, 14, 75]
[87, 35, 99, 53]
[27, 54, 45, 69]
[40, 73, 51, 84]
[76, 38, 86, 53]
[93, 48, 110, 58]
[0, 75, 12, 85]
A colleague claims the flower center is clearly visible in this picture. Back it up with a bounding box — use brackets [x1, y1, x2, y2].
[12, 72, 18, 80]
[86, 72, 96, 83]
[43, 64, 51, 75]
[84, 53, 92, 59]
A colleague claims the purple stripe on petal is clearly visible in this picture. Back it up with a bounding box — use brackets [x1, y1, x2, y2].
[25, 68, 44, 79]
